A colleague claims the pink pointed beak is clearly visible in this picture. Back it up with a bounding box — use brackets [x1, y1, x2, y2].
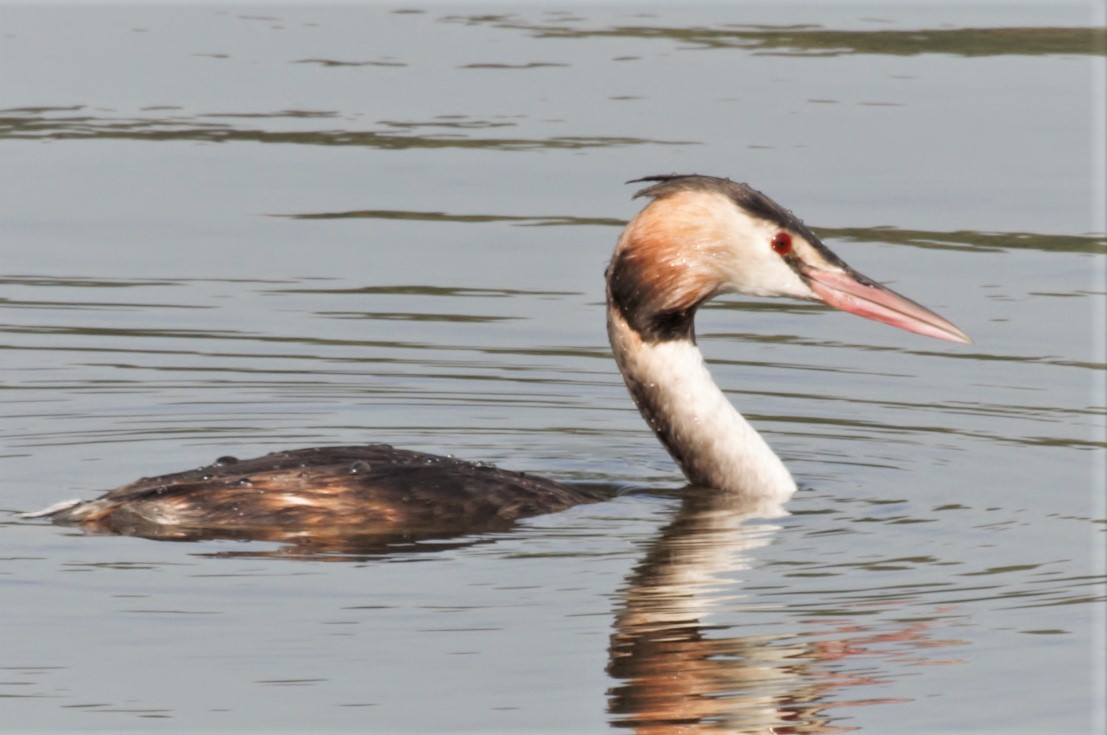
[803, 267, 972, 344]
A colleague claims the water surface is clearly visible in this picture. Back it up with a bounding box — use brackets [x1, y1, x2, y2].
[1, 4, 1104, 733]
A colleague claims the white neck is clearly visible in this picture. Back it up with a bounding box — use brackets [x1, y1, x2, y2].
[607, 307, 797, 500]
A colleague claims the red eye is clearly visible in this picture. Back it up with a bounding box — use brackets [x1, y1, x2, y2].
[771, 231, 793, 254]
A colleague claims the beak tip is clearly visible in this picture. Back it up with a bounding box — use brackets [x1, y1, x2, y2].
[944, 325, 973, 345]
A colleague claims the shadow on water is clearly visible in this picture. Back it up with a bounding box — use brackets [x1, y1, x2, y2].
[269, 206, 1107, 256]
[0, 106, 694, 150]
[445, 17, 1107, 58]
[283, 209, 1106, 257]
[272, 208, 627, 228]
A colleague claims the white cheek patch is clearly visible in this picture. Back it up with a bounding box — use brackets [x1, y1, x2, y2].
[709, 209, 816, 300]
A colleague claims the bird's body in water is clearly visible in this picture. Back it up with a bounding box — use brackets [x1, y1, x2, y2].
[31, 445, 603, 544]
[30, 174, 970, 543]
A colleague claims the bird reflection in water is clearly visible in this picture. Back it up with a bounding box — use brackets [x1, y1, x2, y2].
[606, 489, 966, 733]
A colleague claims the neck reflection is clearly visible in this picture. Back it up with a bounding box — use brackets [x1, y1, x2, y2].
[606, 488, 957, 734]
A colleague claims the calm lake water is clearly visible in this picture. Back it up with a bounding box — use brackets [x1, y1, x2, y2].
[2, 3, 1105, 733]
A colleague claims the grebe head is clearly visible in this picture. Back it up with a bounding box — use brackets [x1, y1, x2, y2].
[607, 174, 971, 345]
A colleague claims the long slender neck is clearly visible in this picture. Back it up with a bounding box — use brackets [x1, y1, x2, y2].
[606, 305, 797, 500]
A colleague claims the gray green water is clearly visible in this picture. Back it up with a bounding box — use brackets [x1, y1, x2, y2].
[1, 4, 1104, 733]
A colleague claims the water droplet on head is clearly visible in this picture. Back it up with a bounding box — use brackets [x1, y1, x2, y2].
[349, 460, 372, 474]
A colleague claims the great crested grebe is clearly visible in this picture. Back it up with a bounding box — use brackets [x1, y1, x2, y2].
[30, 174, 969, 541]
